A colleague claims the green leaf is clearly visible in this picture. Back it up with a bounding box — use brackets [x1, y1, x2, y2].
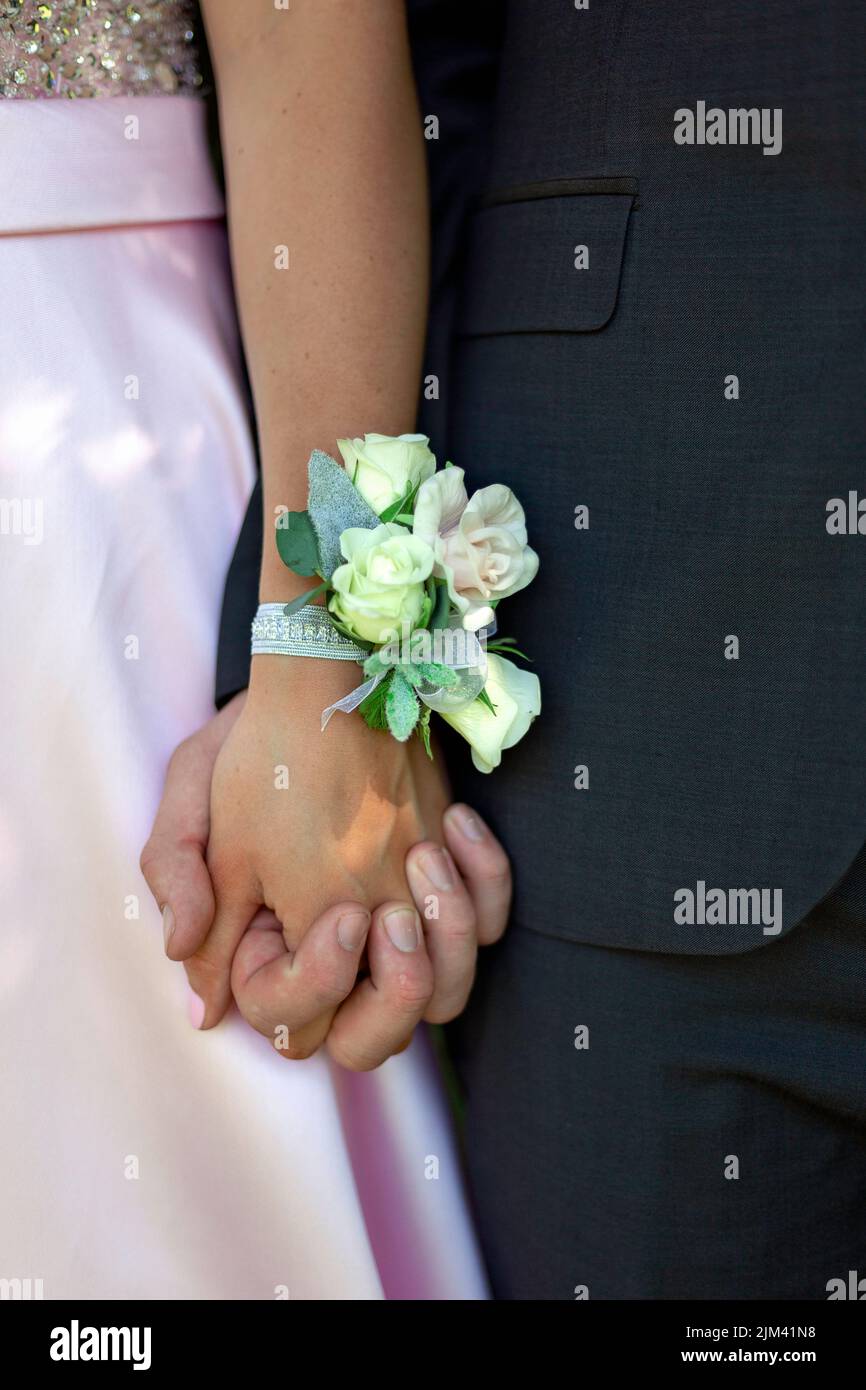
[378, 494, 409, 525]
[416, 584, 434, 632]
[385, 671, 420, 742]
[417, 705, 433, 759]
[359, 672, 392, 731]
[487, 637, 532, 662]
[378, 479, 421, 524]
[275, 509, 321, 577]
[476, 687, 497, 715]
[282, 582, 328, 618]
[427, 580, 451, 634]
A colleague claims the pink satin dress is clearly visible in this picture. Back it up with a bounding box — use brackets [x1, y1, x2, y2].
[0, 0, 487, 1300]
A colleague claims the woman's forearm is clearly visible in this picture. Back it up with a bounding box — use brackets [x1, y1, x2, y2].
[202, 0, 430, 601]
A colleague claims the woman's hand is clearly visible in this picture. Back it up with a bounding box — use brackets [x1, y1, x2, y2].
[142, 657, 511, 1064]
[192, 654, 447, 1025]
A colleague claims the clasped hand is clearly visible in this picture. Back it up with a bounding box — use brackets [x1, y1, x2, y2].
[141, 660, 510, 1070]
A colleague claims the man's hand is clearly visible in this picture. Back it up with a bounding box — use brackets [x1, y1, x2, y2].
[140, 679, 511, 1068]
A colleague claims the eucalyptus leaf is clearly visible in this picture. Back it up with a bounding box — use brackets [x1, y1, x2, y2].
[385, 671, 420, 742]
[275, 509, 321, 577]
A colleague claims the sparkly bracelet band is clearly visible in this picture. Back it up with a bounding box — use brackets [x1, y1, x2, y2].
[251, 603, 369, 661]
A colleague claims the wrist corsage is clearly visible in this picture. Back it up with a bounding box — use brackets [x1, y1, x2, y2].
[253, 434, 541, 773]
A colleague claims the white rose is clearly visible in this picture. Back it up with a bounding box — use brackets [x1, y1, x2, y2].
[329, 522, 434, 645]
[440, 653, 541, 773]
[337, 433, 436, 515]
[413, 470, 539, 630]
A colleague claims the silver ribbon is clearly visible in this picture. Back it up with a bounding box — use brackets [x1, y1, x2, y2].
[321, 617, 494, 731]
[320, 673, 384, 729]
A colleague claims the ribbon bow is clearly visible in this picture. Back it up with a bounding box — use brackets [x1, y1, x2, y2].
[321, 618, 493, 731]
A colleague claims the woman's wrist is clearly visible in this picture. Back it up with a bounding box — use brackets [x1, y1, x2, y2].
[249, 586, 366, 708]
[258, 556, 323, 606]
[248, 649, 359, 710]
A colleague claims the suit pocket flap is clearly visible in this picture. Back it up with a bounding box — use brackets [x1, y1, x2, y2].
[457, 183, 635, 336]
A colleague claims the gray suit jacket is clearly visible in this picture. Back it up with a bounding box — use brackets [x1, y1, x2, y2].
[216, 0, 866, 954]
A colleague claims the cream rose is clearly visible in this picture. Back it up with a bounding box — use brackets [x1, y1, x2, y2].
[328, 522, 434, 645]
[337, 433, 436, 515]
[413, 469, 539, 630]
[440, 653, 541, 773]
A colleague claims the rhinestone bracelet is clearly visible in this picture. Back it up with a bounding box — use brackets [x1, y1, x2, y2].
[251, 603, 369, 661]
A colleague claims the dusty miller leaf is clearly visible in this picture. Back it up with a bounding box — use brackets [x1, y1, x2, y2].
[307, 449, 380, 578]
[385, 671, 420, 742]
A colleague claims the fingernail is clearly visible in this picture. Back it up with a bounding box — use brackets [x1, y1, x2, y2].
[417, 848, 453, 892]
[337, 910, 370, 952]
[162, 904, 175, 950]
[449, 805, 485, 842]
[187, 989, 205, 1030]
[384, 908, 420, 953]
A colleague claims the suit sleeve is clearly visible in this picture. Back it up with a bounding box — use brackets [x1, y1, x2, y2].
[214, 473, 262, 708]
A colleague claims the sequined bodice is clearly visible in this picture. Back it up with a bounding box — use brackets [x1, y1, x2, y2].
[0, 1, 204, 98]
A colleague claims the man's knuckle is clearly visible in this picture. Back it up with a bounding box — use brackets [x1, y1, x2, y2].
[392, 971, 434, 1012]
[303, 960, 348, 1005]
[440, 909, 477, 944]
[477, 856, 512, 891]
